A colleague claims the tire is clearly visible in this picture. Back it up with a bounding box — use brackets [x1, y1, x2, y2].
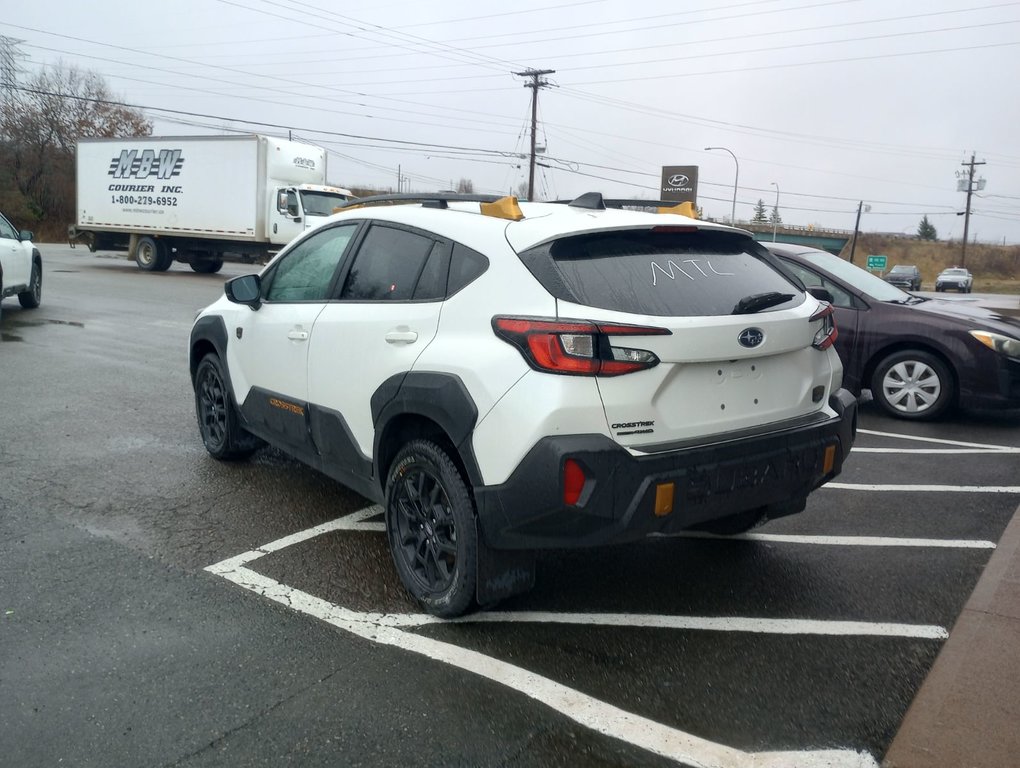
[385, 439, 478, 617]
[190, 258, 224, 274]
[135, 236, 163, 271]
[154, 242, 173, 272]
[18, 261, 41, 309]
[193, 354, 262, 460]
[871, 350, 954, 420]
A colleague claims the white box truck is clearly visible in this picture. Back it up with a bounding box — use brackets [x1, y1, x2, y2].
[70, 134, 353, 273]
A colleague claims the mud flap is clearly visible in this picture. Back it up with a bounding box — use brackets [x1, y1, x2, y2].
[475, 519, 535, 607]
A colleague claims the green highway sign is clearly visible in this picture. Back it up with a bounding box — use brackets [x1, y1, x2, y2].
[867, 254, 887, 271]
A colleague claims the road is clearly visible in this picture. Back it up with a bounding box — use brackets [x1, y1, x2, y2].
[2, 246, 1019, 767]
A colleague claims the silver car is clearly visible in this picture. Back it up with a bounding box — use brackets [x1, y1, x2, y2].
[935, 267, 973, 293]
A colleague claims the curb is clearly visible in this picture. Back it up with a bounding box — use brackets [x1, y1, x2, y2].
[883, 500, 1020, 767]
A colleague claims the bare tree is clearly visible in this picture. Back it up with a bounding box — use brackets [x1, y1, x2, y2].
[0, 62, 151, 232]
[455, 177, 474, 194]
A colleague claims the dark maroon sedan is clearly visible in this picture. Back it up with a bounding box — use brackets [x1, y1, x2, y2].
[766, 243, 1020, 420]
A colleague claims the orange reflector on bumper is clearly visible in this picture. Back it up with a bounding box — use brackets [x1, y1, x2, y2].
[823, 444, 837, 475]
[654, 482, 675, 517]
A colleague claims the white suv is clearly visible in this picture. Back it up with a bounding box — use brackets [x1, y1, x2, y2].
[190, 193, 857, 616]
[0, 211, 42, 321]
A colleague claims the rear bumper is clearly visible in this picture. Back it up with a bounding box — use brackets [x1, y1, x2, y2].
[474, 389, 858, 549]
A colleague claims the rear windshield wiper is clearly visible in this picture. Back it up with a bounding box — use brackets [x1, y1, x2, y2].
[732, 291, 795, 315]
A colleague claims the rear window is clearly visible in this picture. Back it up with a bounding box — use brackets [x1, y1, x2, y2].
[519, 230, 802, 317]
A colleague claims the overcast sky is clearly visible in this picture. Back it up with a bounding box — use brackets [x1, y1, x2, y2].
[5, 0, 1019, 242]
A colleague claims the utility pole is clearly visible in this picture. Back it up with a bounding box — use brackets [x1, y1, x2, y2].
[958, 153, 986, 268]
[847, 201, 870, 264]
[513, 68, 554, 201]
[848, 201, 863, 265]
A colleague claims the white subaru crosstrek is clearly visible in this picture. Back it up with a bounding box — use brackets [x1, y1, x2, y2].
[0, 210, 42, 321]
[190, 193, 857, 616]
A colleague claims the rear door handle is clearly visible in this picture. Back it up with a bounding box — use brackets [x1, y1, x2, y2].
[287, 330, 309, 341]
[385, 330, 418, 344]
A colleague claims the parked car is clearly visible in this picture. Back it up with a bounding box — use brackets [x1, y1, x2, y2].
[766, 243, 1020, 420]
[0, 211, 42, 322]
[936, 267, 974, 293]
[190, 193, 857, 616]
[884, 264, 921, 291]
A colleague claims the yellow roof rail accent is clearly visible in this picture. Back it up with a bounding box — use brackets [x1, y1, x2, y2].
[480, 196, 524, 221]
[657, 201, 698, 219]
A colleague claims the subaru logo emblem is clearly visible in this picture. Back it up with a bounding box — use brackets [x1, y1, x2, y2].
[667, 174, 689, 187]
[738, 328, 764, 348]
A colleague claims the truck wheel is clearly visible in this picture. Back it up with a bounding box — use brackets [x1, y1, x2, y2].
[194, 354, 263, 460]
[385, 439, 478, 617]
[190, 259, 224, 274]
[18, 261, 42, 309]
[155, 243, 173, 271]
[871, 350, 953, 420]
[135, 236, 163, 271]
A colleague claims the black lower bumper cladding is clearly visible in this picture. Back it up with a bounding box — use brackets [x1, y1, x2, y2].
[475, 389, 857, 549]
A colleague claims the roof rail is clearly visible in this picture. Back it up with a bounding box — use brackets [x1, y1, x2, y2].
[335, 192, 505, 211]
[552, 197, 699, 218]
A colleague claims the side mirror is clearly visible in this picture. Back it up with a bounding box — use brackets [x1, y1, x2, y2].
[225, 274, 262, 310]
[19, 230, 34, 242]
[808, 287, 834, 304]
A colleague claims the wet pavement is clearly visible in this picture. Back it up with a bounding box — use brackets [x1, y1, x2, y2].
[1, 246, 1018, 767]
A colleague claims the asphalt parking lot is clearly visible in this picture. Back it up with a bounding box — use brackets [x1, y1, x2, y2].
[2, 247, 1019, 767]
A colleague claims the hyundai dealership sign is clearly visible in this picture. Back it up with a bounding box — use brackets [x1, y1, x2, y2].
[661, 165, 698, 204]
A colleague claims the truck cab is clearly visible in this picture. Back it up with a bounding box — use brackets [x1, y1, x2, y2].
[271, 183, 353, 246]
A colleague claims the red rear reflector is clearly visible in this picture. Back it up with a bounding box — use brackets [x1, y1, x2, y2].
[563, 459, 586, 506]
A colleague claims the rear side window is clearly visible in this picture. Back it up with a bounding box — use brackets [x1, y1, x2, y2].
[520, 230, 802, 317]
[447, 243, 488, 296]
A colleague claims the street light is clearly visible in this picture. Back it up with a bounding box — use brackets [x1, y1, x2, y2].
[770, 181, 780, 242]
[704, 146, 739, 225]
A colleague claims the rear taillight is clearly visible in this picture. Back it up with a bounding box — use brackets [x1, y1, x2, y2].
[492, 317, 670, 376]
[809, 303, 838, 350]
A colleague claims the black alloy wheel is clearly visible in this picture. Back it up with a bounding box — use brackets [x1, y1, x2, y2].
[18, 261, 41, 308]
[385, 440, 477, 617]
[194, 354, 260, 460]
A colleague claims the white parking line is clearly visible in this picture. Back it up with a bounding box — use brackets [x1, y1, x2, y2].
[825, 483, 1020, 493]
[207, 559, 879, 768]
[445, 613, 947, 639]
[853, 448, 1020, 454]
[669, 532, 997, 549]
[856, 429, 1018, 451]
